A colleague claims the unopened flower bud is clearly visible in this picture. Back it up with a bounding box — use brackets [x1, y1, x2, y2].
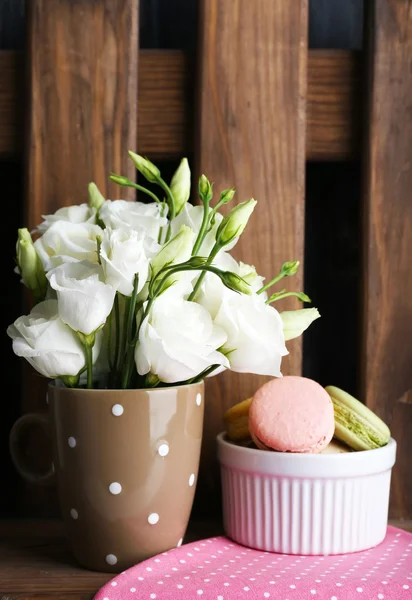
[128, 151, 160, 183]
[170, 158, 191, 215]
[216, 198, 257, 246]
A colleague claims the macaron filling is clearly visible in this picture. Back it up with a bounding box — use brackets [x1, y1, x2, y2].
[333, 396, 389, 449]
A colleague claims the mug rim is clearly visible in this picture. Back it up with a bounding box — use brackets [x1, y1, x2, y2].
[48, 380, 204, 393]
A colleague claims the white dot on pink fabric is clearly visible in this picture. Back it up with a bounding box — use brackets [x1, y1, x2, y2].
[403, 585, 410, 589]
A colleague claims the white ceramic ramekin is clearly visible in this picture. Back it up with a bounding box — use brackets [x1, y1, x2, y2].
[217, 433, 396, 555]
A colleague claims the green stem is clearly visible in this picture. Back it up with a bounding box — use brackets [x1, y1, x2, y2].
[187, 363, 220, 384]
[121, 276, 139, 389]
[114, 294, 121, 375]
[266, 291, 305, 304]
[257, 272, 285, 295]
[107, 311, 113, 371]
[165, 221, 173, 242]
[192, 200, 210, 256]
[188, 243, 220, 301]
[205, 197, 229, 233]
[157, 202, 167, 244]
[85, 344, 93, 389]
[120, 295, 130, 367]
[110, 177, 162, 204]
[157, 177, 176, 242]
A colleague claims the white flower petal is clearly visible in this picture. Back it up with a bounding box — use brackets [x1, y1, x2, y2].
[47, 261, 115, 335]
[7, 299, 91, 378]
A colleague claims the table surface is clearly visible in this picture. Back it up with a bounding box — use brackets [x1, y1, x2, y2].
[0, 519, 225, 599]
[1, 519, 411, 599]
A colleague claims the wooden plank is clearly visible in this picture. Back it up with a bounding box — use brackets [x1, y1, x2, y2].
[194, 0, 308, 514]
[0, 50, 22, 156]
[307, 50, 361, 160]
[361, 0, 412, 520]
[0, 49, 360, 161]
[21, 0, 139, 515]
[26, 0, 139, 229]
[138, 50, 192, 159]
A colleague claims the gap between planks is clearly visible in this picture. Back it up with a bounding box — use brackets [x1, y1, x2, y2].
[0, 49, 360, 161]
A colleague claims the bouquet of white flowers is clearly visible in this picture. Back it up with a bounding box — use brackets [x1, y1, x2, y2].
[7, 152, 320, 389]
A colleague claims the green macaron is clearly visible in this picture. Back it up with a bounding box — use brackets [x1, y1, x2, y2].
[325, 385, 391, 451]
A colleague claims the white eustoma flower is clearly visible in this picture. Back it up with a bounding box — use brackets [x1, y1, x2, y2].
[196, 252, 266, 318]
[99, 200, 167, 242]
[280, 308, 321, 341]
[34, 221, 103, 272]
[212, 292, 288, 377]
[36, 204, 96, 234]
[47, 261, 116, 335]
[100, 228, 155, 296]
[135, 291, 229, 383]
[7, 299, 100, 378]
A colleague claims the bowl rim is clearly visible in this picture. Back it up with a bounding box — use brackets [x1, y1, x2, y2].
[217, 432, 397, 478]
[217, 431, 396, 460]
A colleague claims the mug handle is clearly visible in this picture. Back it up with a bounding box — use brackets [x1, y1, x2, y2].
[9, 413, 55, 486]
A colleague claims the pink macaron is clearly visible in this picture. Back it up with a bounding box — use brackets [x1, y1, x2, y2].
[249, 376, 334, 453]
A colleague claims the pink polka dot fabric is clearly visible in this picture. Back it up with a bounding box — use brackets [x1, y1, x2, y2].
[95, 526, 412, 600]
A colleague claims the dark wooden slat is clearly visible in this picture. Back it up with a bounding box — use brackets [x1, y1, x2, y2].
[361, 0, 412, 520]
[21, 0, 139, 516]
[0, 50, 22, 156]
[0, 49, 359, 161]
[194, 0, 308, 514]
[307, 49, 361, 160]
[138, 50, 192, 159]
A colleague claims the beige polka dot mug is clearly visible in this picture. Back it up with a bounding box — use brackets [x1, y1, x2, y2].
[9, 381, 205, 572]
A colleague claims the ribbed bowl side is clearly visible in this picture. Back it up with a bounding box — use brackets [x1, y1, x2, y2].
[220, 466, 391, 555]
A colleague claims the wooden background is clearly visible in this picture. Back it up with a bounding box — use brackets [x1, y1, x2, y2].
[3, 0, 411, 524]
